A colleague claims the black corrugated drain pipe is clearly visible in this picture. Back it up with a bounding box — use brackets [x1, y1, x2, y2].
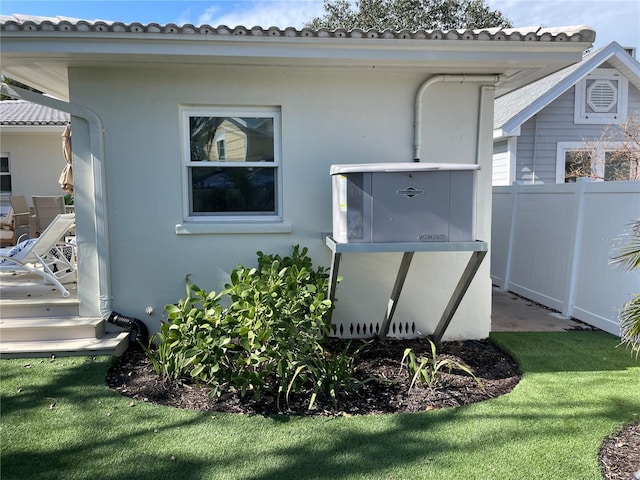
[107, 312, 149, 347]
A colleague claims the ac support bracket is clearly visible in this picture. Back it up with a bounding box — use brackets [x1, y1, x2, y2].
[324, 235, 488, 343]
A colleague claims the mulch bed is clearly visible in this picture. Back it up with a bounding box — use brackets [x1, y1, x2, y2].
[600, 422, 640, 480]
[106, 337, 639, 478]
[106, 338, 520, 415]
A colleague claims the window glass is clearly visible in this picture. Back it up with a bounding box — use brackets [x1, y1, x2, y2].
[190, 166, 275, 215]
[0, 176, 11, 193]
[604, 151, 630, 181]
[0, 155, 10, 194]
[189, 117, 274, 163]
[564, 151, 590, 183]
[184, 110, 280, 219]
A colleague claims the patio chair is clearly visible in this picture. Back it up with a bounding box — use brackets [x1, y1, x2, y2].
[0, 208, 16, 247]
[0, 213, 76, 297]
[32, 196, 66, 236]
[9, 195, 33, 240]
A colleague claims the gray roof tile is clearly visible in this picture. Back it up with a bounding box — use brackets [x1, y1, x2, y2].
[0, 14, 596, 43]
[494, 61, 584, 129]
[0, 100, 69, 125]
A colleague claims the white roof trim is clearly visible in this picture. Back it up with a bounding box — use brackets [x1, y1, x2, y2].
[493, 126, 520, 140]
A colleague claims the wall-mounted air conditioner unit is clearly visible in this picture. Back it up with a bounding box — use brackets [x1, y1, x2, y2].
[331, 163, 480, 243]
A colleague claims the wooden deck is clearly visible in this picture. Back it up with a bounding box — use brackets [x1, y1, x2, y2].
[0, 270, 78, 303]
[0, 271, 129, 357]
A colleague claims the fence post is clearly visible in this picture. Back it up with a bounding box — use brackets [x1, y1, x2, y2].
[502, 181, 521, 291]
[563, 178, 589, 318]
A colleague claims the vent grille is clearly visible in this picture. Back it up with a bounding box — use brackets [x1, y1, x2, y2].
[587, 80, 617, 112]
[332, 321, 418, 338]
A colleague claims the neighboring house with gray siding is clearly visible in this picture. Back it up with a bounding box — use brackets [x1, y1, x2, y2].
[493, 42, 640, 185]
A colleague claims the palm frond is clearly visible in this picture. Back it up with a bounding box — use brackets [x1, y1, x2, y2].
[610, 220, 640, 272]
[619, 295, 640, 357]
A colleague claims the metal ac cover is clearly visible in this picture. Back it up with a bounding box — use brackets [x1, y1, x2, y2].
[331, 162, 479, 243]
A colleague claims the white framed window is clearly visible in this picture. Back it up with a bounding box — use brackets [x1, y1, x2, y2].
[574, 68, 628, 124]
[181, 107, 282, 222]
[556, 141, 633, 183]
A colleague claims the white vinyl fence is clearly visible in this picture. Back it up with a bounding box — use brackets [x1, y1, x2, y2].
[491, 180, 640, 336]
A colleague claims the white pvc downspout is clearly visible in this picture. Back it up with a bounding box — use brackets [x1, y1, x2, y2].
[478, 84, 496, 165]
[1, 83, 113, 319]
[413, 74, 504, 162]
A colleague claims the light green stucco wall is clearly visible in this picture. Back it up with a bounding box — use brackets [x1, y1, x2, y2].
[68, 64, 494, 340]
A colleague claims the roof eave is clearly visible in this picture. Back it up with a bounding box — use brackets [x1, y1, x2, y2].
[0, 24, 595, 101]
[0, 124, 66, 133]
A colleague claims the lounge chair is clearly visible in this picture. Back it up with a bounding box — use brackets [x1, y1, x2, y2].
[0, 213, 76, 297]
[32, 196, 66, 236]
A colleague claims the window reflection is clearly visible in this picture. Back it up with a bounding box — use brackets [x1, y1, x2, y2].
[190, 117, 274, 163]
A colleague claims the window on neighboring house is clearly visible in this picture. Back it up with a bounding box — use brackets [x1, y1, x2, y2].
[216, 139, 226, 161]
[0, 153, 11, 217]
[574, 68, 628, 124]
[556, 142, 634, 183]
[182, 107, 281, 220]
[0, 154, 10, 194]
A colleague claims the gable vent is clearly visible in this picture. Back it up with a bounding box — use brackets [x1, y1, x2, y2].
[587, 80, 617, 112]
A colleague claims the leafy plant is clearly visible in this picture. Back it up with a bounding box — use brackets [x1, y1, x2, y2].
[147, 245, 360, 410]
[145, 278, 230, 395]
[400, 338, 482, 391]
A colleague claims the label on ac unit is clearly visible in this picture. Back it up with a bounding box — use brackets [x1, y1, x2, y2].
[396, 186, 425, 198]
[338, 175, 347, 212]
[419, 234, 447, 241]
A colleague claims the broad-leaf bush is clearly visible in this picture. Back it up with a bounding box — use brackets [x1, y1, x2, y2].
[148, 245, 358, 410]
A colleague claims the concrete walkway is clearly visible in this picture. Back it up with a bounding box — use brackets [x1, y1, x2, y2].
[491, 287, 585, 332]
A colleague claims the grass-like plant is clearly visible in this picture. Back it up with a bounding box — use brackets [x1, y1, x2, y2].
[400, 338, 482, 391]
[287, 341, 368, 410]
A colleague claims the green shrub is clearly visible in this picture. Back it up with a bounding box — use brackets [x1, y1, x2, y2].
[147, 245, 358, 410]
[400, 338, 482, 391]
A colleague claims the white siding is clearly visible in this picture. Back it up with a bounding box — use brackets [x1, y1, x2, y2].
[492, 139, 509, 185]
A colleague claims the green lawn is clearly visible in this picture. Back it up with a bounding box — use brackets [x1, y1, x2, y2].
[1, 331, 638, 480]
